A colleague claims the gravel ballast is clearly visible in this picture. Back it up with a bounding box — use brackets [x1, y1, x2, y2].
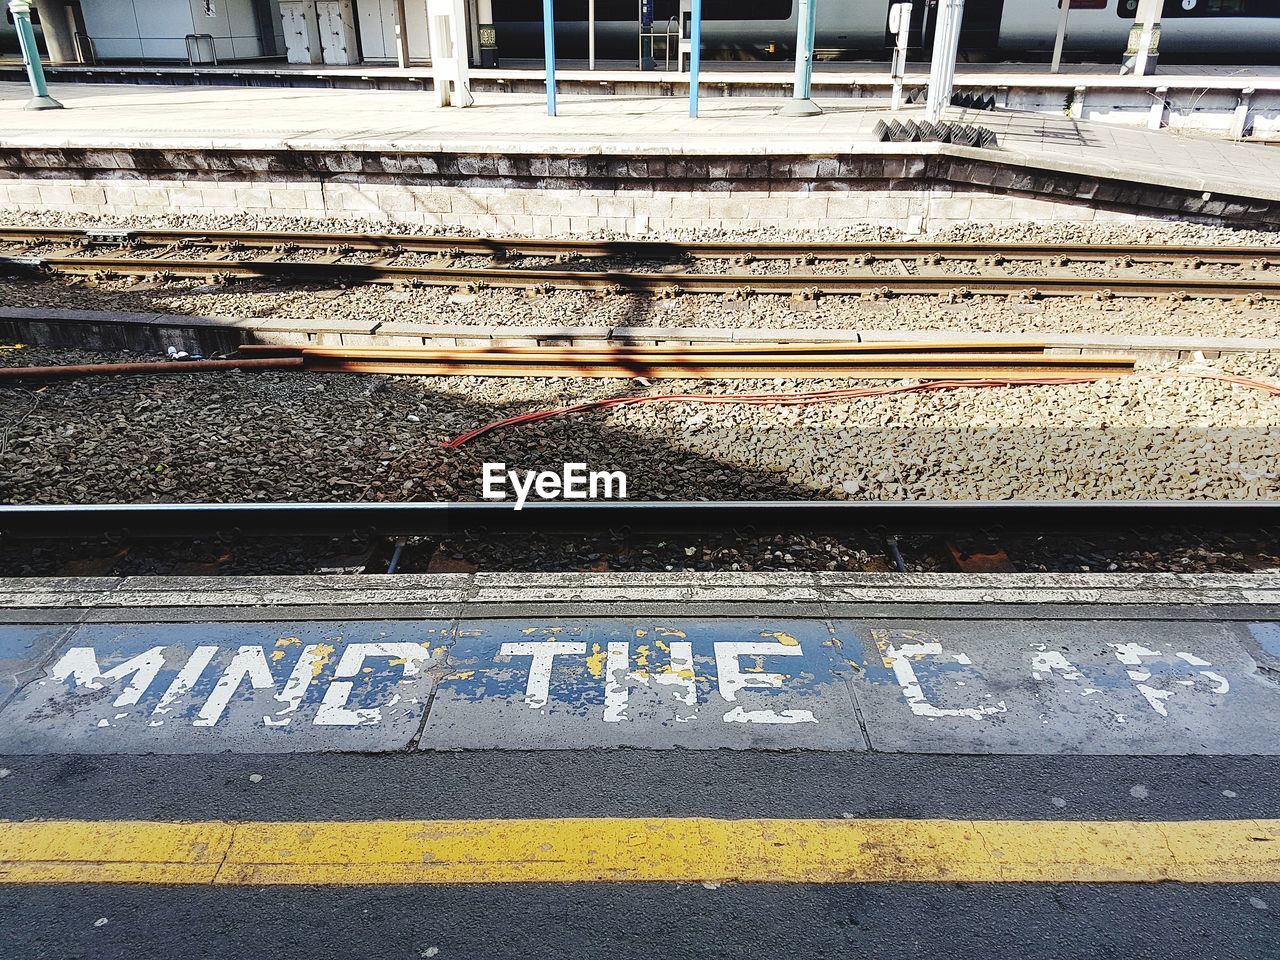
[6, 212, 1280, 341]
[2, 346, 1276, 505]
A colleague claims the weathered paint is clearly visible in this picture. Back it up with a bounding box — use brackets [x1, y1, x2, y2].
[2, 816, 1279, 885]
[1, 616, 1279, 754]
[0, 622, 450, 753]
[420, 619, 859, 749]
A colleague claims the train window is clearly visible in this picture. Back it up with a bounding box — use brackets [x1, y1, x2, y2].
[705, 0, 792, 17]
[1118, 0, 1280, 16]
[492, 2, 791, 23]
[494, 2, 657, 22]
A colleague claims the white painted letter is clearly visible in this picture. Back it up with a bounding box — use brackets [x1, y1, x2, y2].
[314, 642, 435, 726]
[885, 642, 1007, 721]
[714, 641, 816, 724]
[498, 641, 587, 709]
[52, 646, 167, 708]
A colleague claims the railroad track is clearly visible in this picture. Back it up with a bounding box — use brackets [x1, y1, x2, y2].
[1, 226, 1277, 300]
[1, 225, 1276, 267]
[3, 252, 1276, 301]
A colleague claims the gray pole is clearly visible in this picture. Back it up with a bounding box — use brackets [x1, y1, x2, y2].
[779, 0, 822, 116]
[9, 0, 63, 110]
[925, 0, 964, 123]
[393, 0, 410, 68]
[1050, 0, 1071, 74]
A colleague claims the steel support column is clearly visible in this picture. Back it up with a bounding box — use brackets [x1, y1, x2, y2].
[543, 0, 557, 115]
[8, 0, 62, 110]
[1050, 0, 1071, 74]
[689, 0, 702, 117]
[779, 0, 821, 116]
[925, 0, 964, 124]
[393, 0, 411, 68]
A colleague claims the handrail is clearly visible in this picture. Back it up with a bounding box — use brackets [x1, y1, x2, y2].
[184, 33, 218, 66]
[72, 30, 97, 65]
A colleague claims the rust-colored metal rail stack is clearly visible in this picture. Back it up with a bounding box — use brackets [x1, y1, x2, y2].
[239, 341, 1136, 380]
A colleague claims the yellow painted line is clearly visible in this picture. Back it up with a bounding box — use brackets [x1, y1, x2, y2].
[1, 818, 1278, 885]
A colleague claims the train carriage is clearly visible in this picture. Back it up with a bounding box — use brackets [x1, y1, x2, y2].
[492, 0, 1280, 61]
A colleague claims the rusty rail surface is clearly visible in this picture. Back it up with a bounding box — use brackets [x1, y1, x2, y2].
[242, 343, 1135, 380]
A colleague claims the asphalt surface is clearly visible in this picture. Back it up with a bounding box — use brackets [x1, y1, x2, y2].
[1, 752, 1277, 960]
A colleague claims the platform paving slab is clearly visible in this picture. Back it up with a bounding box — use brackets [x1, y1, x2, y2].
[1, 84, 1278, 229]
[0, 574, 1278, 755]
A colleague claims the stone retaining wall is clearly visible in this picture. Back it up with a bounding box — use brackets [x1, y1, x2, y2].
[1, 145, 1276, 233]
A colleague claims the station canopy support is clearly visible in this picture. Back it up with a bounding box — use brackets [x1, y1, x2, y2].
[925, 0, 965, 124]
[1051, 0, 1071, 74]
[9, 0, 62, 110]
[1123, 0, 1162, 76]
[544, 0, 557, 115]
[688, 0, 702, 117]
[426, 0, 474, 107]
[779, 0, 822, 117]
[393, 0, 410, 68]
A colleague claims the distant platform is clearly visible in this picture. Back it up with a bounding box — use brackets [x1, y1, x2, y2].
[1, 81, 1277, 232]
[1, 57, 1275, 141]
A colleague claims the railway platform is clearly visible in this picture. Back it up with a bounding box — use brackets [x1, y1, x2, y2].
[0, 571, 1278, 957]
[0, 58, 1274, 141]
[2, 80, 1279, 234]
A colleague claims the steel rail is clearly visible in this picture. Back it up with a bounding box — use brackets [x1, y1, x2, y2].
[4, 254, 1277, 299]
[1, 225, 1277, 265]
[1, 500, 1277, 540]
[241, 341, 1051, 358]
[301, 356, 1133, 380]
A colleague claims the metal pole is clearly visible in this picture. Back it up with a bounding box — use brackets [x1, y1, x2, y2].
[689, 0, 701, 117]
[1050, 0, 1070, 74]
[9, 0, 62, 110]
[393, 0, 411, 68]
[925, 0, 963, 124]
[589, 0, 596, 69]
[543, 0, 556, 116]
[780, 0, 821, 116]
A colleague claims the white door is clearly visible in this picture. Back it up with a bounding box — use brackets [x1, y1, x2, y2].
[280, 2, 321, 64]
[316, 0, 359, 65]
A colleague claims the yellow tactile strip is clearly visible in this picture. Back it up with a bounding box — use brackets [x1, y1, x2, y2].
[1, 817, 1278, 885]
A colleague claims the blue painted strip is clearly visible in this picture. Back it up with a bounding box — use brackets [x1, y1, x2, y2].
[1, 617, 1277, 754]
